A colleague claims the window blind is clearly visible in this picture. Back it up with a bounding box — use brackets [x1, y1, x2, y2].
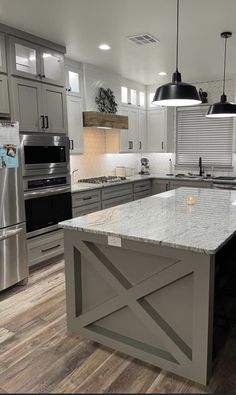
[176, 106, 234, 167]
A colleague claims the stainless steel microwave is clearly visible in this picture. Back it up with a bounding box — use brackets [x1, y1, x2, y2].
[20, 134, 70, 177]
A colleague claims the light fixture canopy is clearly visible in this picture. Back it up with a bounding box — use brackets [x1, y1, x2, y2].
[206, 32, 236, 117]
[153, 0, 201, 107]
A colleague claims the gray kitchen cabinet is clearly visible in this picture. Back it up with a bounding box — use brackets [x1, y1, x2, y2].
[27, 229, 64, 267]
[102, 183, 133, 201]
[40, 47, 65, 86]
[152, 179, 170, 195]
[11, 77, 44, 132]
[42, 84, 67, 134]
[138, 109, 146, 151]
[72, 189, 101, 218]
[133, 189, 151, 200]
[133, 180, 151, 200]
[0, 74, 10, 114]
[0, 32, 7, 73]
[119, 106, 139, 152]
[169, 180, 212, 190]
[9, 36, 41, 80]
[9, 36, 65, 86]
[102, 194, 133, 209]
[67, 95, 84, 153]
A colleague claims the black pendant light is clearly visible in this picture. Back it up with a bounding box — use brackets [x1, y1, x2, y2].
[206, 32, 236, 118]
[152, 0, 201, 107]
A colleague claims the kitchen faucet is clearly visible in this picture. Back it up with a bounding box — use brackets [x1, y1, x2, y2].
[199, 157, 204, 176]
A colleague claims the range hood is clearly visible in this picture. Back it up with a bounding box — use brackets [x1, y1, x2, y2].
[83, 111, 128, 130]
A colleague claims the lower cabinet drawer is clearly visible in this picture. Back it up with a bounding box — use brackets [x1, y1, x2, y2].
[102, 194, 133, 209]
[72, 189, 101, 207]
[73, 202, 102, 217]
[102, 184, 133, 200]
[27, 230, 64, 267]
[133, 180, 151, 193]
[134, 189, 151, 200]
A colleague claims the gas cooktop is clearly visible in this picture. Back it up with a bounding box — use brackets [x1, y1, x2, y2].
[78, 176, 127, 184]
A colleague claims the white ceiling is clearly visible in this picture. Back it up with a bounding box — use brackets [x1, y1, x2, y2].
[0, 0, 236, 85]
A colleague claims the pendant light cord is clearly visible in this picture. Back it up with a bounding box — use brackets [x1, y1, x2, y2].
[176, 0, 179, 71]
[223, 35, 227, 95]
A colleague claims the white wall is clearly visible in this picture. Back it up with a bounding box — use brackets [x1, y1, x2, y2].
[83, 63, 122, 112]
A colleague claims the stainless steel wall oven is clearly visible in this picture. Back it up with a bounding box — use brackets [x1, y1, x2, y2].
[21, 134, 72, 238]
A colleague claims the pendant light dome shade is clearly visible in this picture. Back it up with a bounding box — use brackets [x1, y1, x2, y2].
[206, 32, 236, 118]
[152, 71, 201, 107]
[153, 0, 201, 107]
[206, 94, 236, 118]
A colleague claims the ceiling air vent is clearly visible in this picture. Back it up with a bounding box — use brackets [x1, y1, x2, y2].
[127, 33, 160, 45]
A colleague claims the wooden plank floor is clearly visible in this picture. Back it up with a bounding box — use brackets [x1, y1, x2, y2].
[0, 260, 235, 393]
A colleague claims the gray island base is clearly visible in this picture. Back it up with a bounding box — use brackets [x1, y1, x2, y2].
[60, 187, 236, 385]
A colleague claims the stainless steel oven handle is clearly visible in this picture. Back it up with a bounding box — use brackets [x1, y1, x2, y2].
[24, 186, 71, 199]
[0, 228, 23, 242]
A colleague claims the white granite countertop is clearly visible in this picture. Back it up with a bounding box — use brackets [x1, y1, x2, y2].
[71, 174, 236, 193]
[60, 187, 236, 254]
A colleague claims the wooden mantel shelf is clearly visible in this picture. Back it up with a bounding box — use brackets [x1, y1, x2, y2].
[83, 111, 128, 130]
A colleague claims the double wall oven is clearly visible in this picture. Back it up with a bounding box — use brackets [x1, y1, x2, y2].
[21, 134, 72, 238]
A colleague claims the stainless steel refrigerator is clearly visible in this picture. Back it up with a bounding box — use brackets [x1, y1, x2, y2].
[0, 165, 28, 291]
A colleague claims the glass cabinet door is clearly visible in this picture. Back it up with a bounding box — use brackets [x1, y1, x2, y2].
[41, 49, 64, 86]
[0, 33, 7, 73]
[9, 37, 40, 79]
[65, 64, 81, 96]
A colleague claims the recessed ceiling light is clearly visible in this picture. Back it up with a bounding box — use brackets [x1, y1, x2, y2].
[158, 72, 167, 76]
[99, 44, 111, 51]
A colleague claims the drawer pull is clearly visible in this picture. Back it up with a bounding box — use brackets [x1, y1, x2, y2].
[41, 244, 61, 253]
[83, 196, 92, 200]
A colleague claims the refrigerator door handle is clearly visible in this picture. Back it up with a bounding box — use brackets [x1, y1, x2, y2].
[0, 227, 23, 242]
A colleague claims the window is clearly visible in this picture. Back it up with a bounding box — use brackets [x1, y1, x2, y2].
[176, 106, 233, 167]
[149, 92, 155, 106]
[121, 86, 128, 103]
[130, 89, 137, 105]
[139, 91, 145, 107]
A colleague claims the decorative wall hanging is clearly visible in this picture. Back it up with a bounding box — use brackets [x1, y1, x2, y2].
[95, 87, 118, 114]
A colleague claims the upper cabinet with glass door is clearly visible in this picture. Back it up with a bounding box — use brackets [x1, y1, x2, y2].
[0, 33, 7, 73]
[9, 37, 65, 86]
[65, 63, 82, 97]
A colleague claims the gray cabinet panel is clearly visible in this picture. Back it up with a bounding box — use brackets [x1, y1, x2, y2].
[169, 181, 211, 190]
[67, 95, 84, 154]
[72, 189, 101, 208]
[134, 180, 151, 193]
[27, 230, 64, 267]
[152, 179, 169, 195]
[73, 202, 102, 217]
[0, 75, 10, 114]
[11, 77, 43, 132]
[134, 189, 151, 201]
[0, 32, 7, 73]
[42, 84, 67, 134]
[102, 194, 133, 209]
[102, 184, 133, 200]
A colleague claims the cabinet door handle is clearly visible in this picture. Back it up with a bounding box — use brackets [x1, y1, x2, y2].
[161, 141, 164, 150]
[44, 116, 49, 129]
[40, 115, 45, 129]
[41, 244, 61, 253]
[42, 74, 46, 78]
[139, 141, 142, 150]
[69, 139, 74, 150]
[37, 73, 42, 78]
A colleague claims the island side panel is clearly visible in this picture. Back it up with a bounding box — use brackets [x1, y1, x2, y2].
[63, 229, 215, 385]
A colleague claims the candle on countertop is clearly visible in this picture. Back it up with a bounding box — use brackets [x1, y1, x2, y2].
[187, 195, 196, 205]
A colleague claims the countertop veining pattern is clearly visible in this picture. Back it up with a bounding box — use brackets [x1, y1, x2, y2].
[60, 187, 236, 254]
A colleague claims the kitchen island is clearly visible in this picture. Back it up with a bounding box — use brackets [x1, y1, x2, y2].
[60, 187, 236, 385]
